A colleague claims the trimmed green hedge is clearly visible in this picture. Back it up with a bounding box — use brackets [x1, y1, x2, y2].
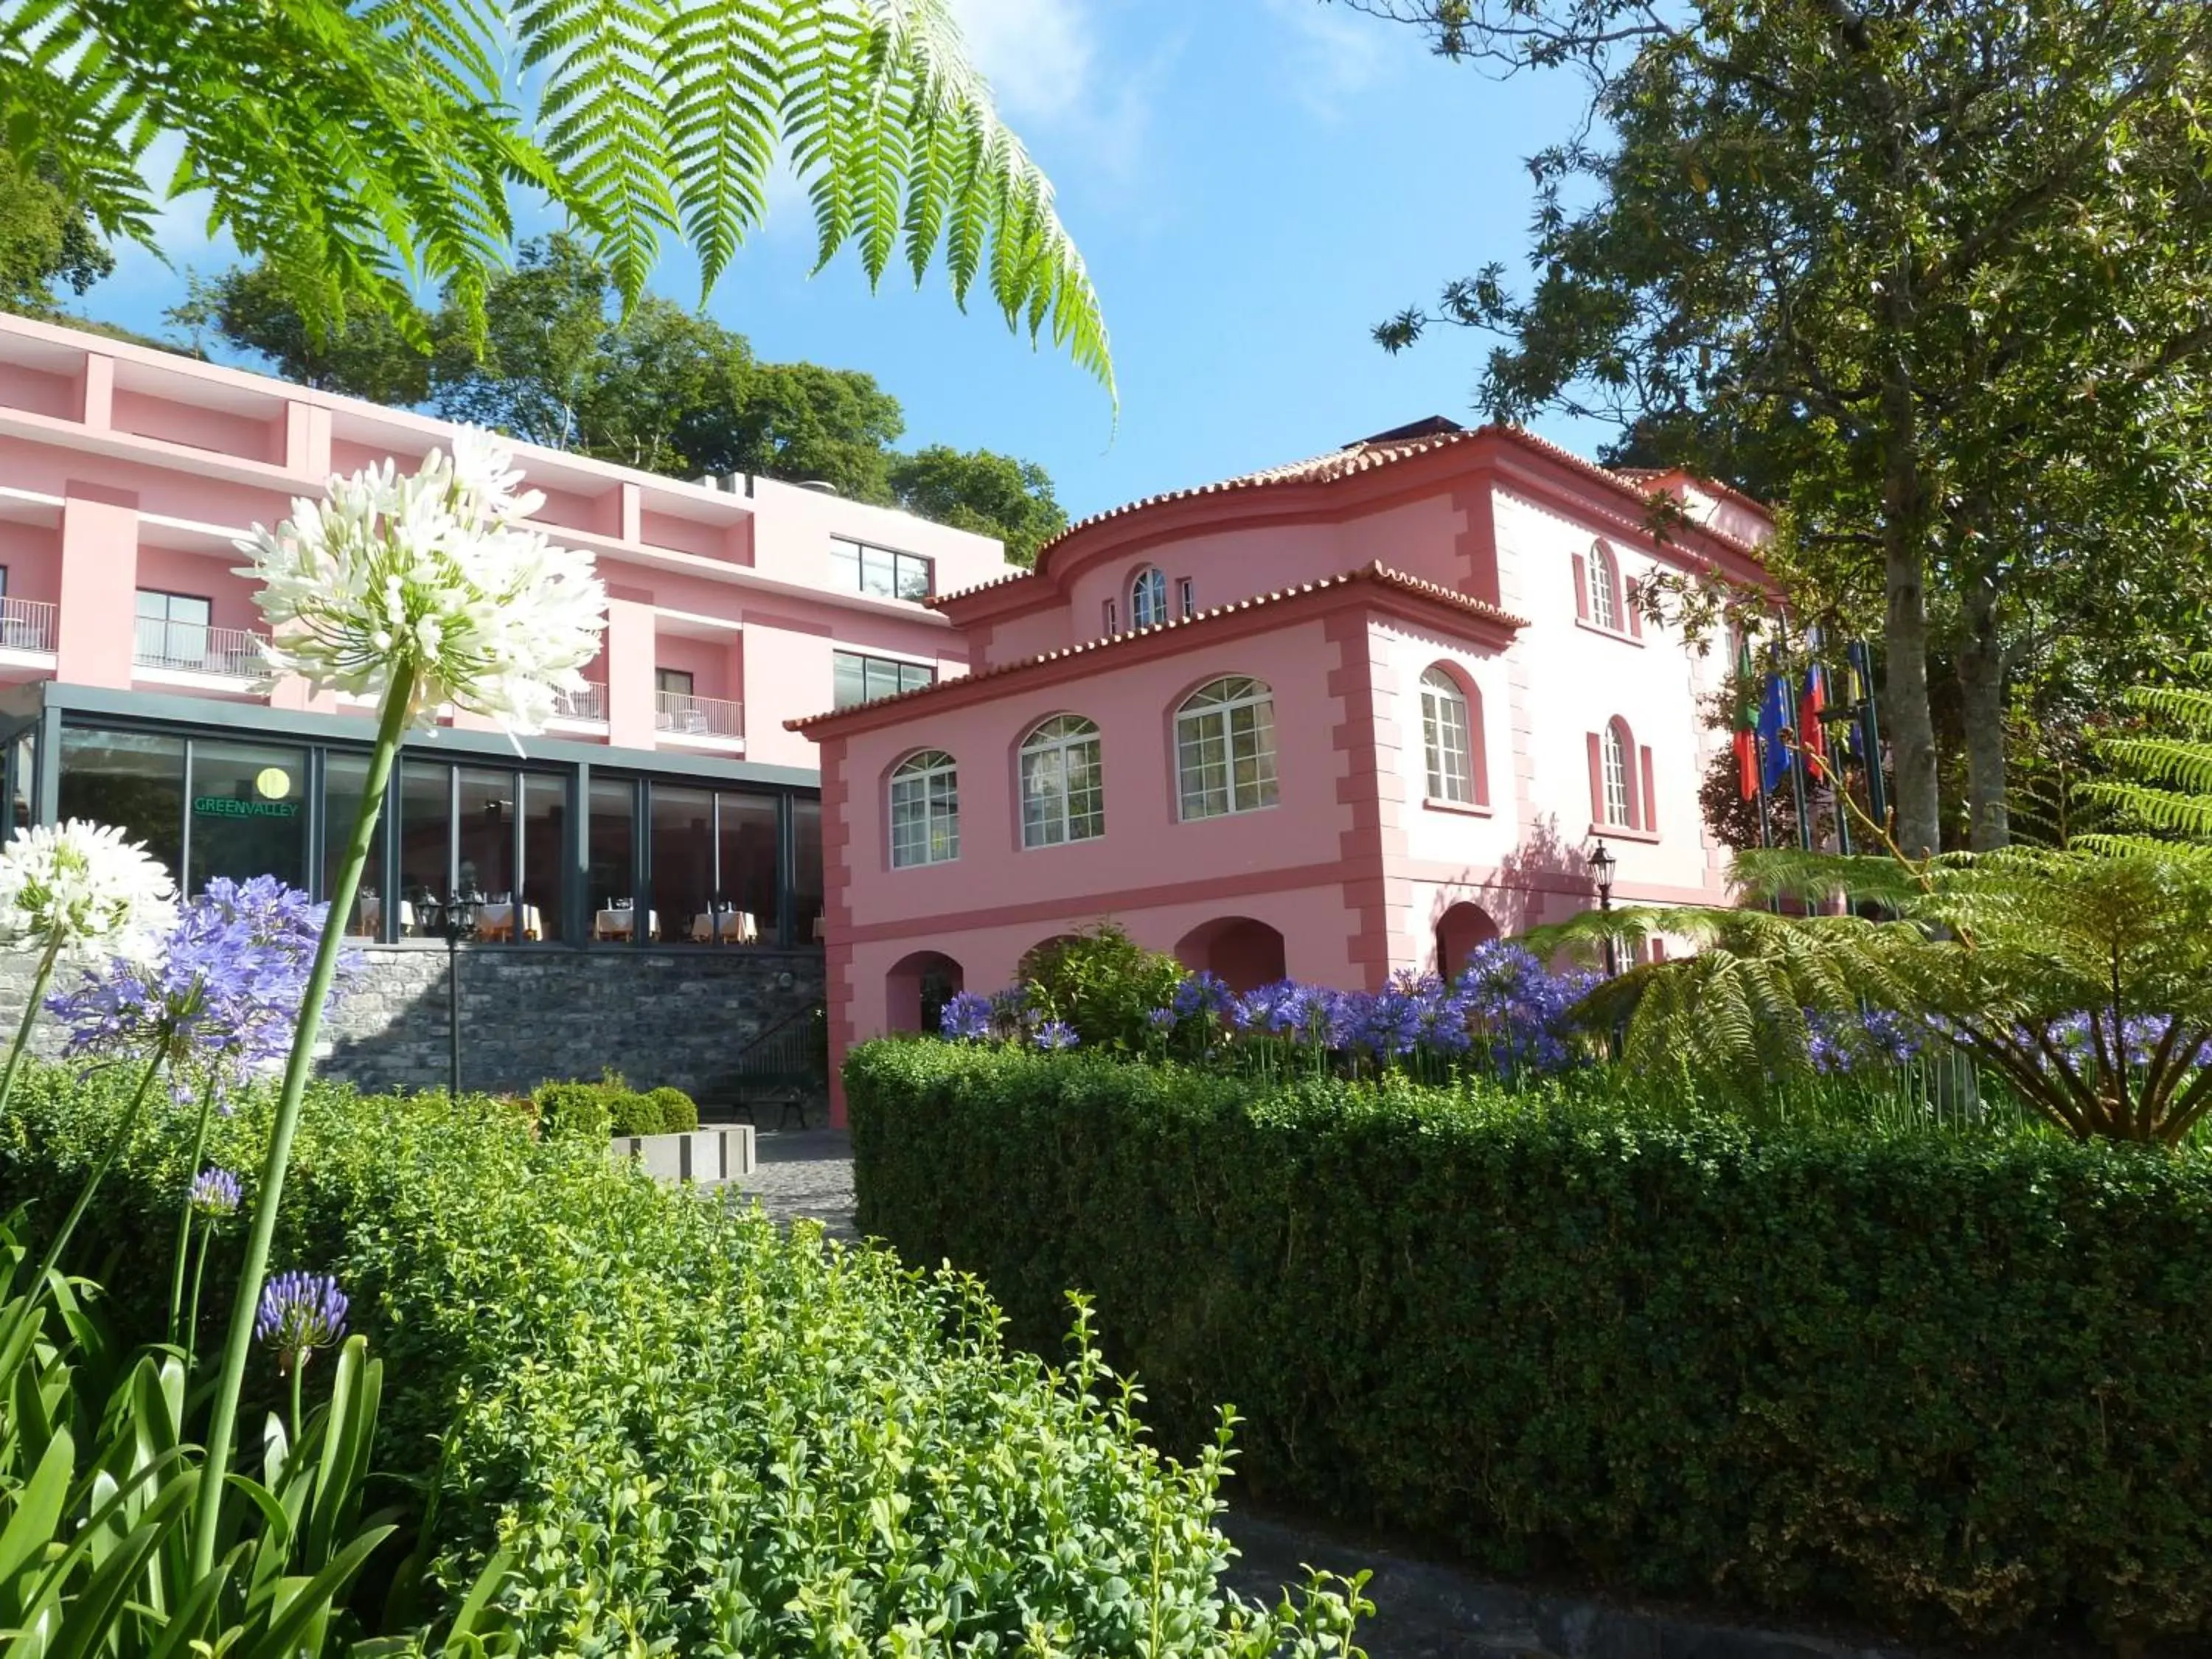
[534, 1077, 702, 1138]
[0, 1062, 1357, 1655]
[846, 1040, 2212, 1649]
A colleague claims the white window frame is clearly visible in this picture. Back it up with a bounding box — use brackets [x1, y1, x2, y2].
[1587, 543, 1620, 630]
[1020, 715, 1105, 849]
[1601, 722, 1632, 827]
[833, 650, 936, 709]
[831, 537, 933, 602]
[889, 750, 960, 868]
[1130, 566, 1169, 629]
[1176, 676, 1280, 821]
[1419, 667, 1476, 804]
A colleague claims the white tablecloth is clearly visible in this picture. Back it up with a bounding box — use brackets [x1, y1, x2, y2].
[594, 907, 658, 940]
[477, 902, 543, 941]
[355, 897, 414, 936]
[690, 910, 759, 943]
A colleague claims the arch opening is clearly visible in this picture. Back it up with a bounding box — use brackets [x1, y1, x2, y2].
[886, 949, 964, 1035]
[1435, 902, 1501, 980]
[1174, 917, 1287, 992]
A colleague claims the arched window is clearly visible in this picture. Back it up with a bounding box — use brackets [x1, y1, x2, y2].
[1020, 715, 1105, 847]
[1177, 676, 1279, 821]
[1130, 566, 1169, 629]
[888, 750, 959, 868]
[1599, 720, 1633, 827]
[1587, 543, 1621, 630]
[1419, 667, 1480, 805]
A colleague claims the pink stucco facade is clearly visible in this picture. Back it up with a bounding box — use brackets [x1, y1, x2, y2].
[793, 422, 1775, 1119]
[0, 312, 1011, 761]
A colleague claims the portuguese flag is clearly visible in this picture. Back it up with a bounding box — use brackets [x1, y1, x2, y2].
[1732, 639, 1759, 800]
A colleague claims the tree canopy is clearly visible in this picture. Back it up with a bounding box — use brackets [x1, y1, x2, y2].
[174, 240, 1068, 564]
[0, 0, 1110, 392]
[1359, 0, 2212, 856]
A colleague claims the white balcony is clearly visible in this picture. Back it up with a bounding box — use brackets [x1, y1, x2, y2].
[0, 597, 55, 658]
[133, 618, 268, 679]
[654, 689, 744, 747]
[553, 681, 608, 723]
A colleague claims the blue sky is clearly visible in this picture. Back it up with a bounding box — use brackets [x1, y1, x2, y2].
[85, 0, 1601, 523]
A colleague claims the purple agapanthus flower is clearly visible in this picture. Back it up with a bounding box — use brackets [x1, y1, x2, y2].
[255, 1270, 348, 1374]
[1146, 1006, 1178, 1032]
[47, 877, 356, 1088]
[1033, 1018, 1079, 1051]
[188, 1166, 243, 1217]
[939, 991, 996, 1041]
[1809, 1006, 1926, 1074]
[1170, 971, 1233, 1020]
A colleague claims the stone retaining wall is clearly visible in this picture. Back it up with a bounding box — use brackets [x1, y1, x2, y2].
[0, 945, 824, 1105]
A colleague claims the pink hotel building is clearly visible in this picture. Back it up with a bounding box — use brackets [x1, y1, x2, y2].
[0, 313, 1770, 1110]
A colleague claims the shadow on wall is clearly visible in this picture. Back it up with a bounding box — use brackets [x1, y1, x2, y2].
[317, 947, 827, 1105]
[1409, 814, 1601, 971]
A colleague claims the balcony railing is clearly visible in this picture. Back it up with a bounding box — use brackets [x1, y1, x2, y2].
[133, 619, 268, 677]
[654, 689, 744, 740]
[553, 681, 608, 721]
[0, 598, 55, 654]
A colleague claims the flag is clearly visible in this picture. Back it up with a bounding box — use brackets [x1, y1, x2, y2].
[1798, 661, 1829, 770]
[1732, 641, 1758, 799]
[1759, 671, 1794, 795]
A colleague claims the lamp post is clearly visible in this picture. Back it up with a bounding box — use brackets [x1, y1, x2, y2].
[439, 891, 480, 1099]
[1587, 838, 1618, 978]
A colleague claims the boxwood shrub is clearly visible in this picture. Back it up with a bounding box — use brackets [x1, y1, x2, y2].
[0, 1062, 1360, 1655]
[846, 1039, 2212, 1650]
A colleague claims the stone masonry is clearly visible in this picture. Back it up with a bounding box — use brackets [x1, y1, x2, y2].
[0, 945, 825, 1106]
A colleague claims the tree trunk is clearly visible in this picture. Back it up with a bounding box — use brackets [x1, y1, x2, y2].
[1879, 404, 1942, 857]
[1957, 574, 2009, 850]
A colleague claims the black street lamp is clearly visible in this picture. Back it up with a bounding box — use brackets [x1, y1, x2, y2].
[439, 891, 481, 1098]
[1587, 838, 1618, 978]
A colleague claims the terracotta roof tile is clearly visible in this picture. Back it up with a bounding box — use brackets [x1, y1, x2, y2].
[788, 562, 1526, 734]
[931, 423, 1766, 610]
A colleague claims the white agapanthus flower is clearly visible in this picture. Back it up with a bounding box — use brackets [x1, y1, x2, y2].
[0, 820, 177, 964]
[234, 433, 608, 734]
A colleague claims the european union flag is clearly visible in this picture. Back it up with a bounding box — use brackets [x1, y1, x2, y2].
[1759, 672, 1794, 795]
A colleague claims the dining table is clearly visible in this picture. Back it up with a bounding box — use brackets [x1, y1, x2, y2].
[593, 906, 659, 941]
[690, 910, 759, 944]
[476, 901, 543, 942]
[355, 896, 414, 936]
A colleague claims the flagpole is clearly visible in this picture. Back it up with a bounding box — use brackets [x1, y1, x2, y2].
[1850, 639, 1888, 830]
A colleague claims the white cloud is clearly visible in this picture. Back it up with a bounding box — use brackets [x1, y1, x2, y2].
[1265, 0, 1394, 121]
[946, 0, 1159, 189]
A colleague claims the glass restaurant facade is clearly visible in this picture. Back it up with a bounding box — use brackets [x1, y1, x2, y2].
[0, 683, 824, 949]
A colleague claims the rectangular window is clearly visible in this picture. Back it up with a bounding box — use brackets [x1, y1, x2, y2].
[9, 730, 31, 835]
[397, 761, 453, 933]
[134, 589, 212, 671]
[323, 753, 386, 937]
[830, 537, 933, 601]
[1103, 598, 1117, 634]
[521, 772, 567, 942]
[588, 777, 639, 940]
[831, 650, 936, 709]
[187, 739, 308, 894]
[58, 726, 184, 880]
[655, 668, 695, 698]
[1178, 577, 1195, 619]
[716, 791, 781, 940]
[792, 796, 824, 943]
[650, 784, 715, 946]
[456, 765, 518, 913]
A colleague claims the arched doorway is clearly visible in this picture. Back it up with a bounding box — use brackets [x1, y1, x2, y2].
[886, 950, 964, 1034]
[1435, 902, 1501, 980]
[1174, 917, 1287, 992]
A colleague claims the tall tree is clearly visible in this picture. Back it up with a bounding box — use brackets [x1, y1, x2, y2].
[169, 264, 432, 405]
[890, 445, 1068, 567]
[0, 0, 1111, 389]
[1358, 0, 2212, 855]
[0, 148, 112, 313]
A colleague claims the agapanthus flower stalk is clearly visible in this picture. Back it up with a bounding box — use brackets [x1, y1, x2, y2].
[257, 1269, 349, 1439]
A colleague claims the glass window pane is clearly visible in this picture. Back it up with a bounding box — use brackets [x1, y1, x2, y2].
[588, 777, 639, 937]
[651, 785, 714, 945]
[187, 740, 307, 893]
[10, 731, 32, 834]
[521, 773, 567, 942]
[895, 554, 931, 600]
[792, 796, 822, 943]
[58, 726, 184, 883]
[397, 761, 452, 935]
[323, 753, 386, 938]
[717, 791, 779, 938]
[833, 652, 865, 709]
[456, 767, 518, 918]
[860, 547, 895, 597]
[899, 661, 934, 695]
